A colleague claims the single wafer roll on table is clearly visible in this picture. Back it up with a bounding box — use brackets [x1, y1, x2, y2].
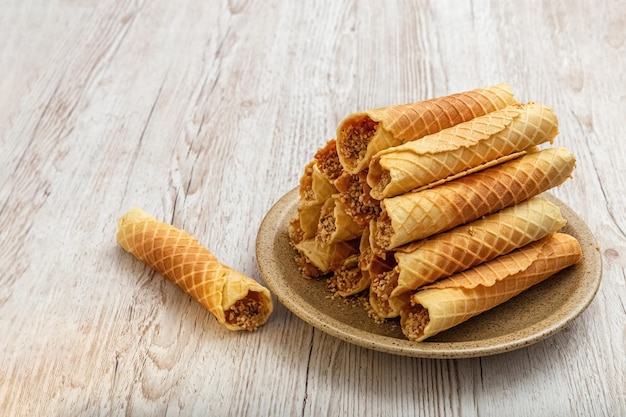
[400, 233, 582, 341]
[117, 207, 273, 331]
[336, 84, 519, 174]
[375, 147, 576, 250]
[367, 103, 559, 199]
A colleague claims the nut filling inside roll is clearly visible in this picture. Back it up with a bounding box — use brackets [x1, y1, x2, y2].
[226, 291, 273, 331]
[401, 304, 430, 340]
[338, 116, 379, 163]
[316, 203, 337, 243]
[329, 255, 368, 296]
[314, 139, 344, 181]
[336, 172, 381, 225]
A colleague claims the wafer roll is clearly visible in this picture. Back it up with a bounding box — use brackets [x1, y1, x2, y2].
[294, 238, 359, 277]
[299, 161, 336, 205]
[288, 216, 305, 245]
[296, 203, 323, 241]
[375, 147, 576, 250]
[335, 171, 381, 226]
[117, 207, 273, 331]
[368, 103, 558, 199]
[390, 197, 567, 296]
[336, 84, 518, 174]
[329, 254, 368, 296]
[369, 254, 409, 318]
[358, 222, 375, 274]
[400, 233, 582, 341]
[317, 196, 364, 244]
[314, 139, 344, 182]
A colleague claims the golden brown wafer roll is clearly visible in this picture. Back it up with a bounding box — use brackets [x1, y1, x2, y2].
[329, 254, 368, 297]
[296, 203, 323, 241]
[299, 161, 336, 205]
[400, 233, 582, 341]
[389, 197, 567, 296]
[314, 139, 344, 182]
[335, 171, 381, 226]
[375, 147, 576, 250]
[368, 103, 558, 199]
[329, 225, 374, 296]
[117, 207, 273, 331]
[368, 254, 409, 318]
[357, 222, 375, 274]
[316, 196, 365, 244]
[294, 238, 359, 277]
[336, 84, 518, 174]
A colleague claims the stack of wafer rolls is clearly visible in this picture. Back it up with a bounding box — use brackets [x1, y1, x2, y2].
[289, 84, 582, 340]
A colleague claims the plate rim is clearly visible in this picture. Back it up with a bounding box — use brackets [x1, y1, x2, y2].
[256, 187, 602, 358]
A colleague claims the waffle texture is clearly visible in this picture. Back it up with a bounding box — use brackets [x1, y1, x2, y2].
[368, 103, 559, 198]
[376, 147, 576, 250]
[336, 84, 518, 174]
[117, 207, 273, 331]
[400, 233, 582, 341]
[392, 197, 567, 295]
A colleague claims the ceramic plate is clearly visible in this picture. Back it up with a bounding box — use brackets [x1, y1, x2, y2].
[256, 188, 602, 358]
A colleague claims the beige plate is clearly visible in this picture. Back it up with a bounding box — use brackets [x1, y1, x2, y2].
[256, 188, 602, 358]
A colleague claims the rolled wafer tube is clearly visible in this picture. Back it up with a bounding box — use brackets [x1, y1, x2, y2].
[368, 103, 559, 199]
[335, 171, 381, 226]
[294, 238, 359, 277]
[295, 203, 323, 241]
[316, 196, 365, 244]
[117, 207, 273, 331]
[368, 254, 409, 318]
[299, 161, 336, 205]
[329, 254, 368, 297]
[314, 139, 344, 182]
[400, 233, 582, 341]
[357, 222, 375, 274]
[329, 225, 373, 296]
[375, 147, 576, 250]
[288, 217, 305, 246]
[336, 84, 518, 174]
[388, 197, 567, 296]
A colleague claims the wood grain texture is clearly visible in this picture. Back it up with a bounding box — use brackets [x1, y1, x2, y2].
[0, 0, 624, 416]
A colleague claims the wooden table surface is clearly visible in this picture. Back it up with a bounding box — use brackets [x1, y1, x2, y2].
[1, 1, 624, 416]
